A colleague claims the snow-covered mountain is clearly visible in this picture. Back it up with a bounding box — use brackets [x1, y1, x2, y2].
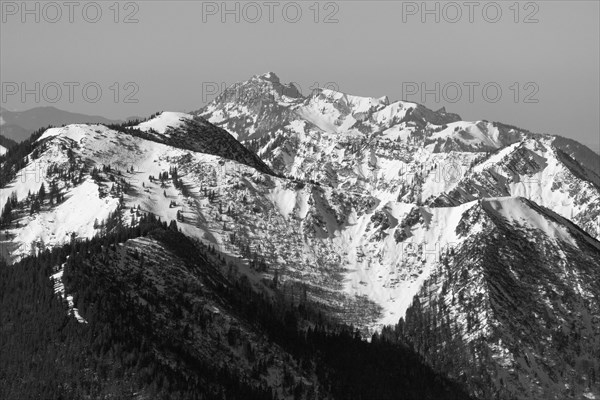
[0, 119, 383, 326]
[130, 111, 275, 176]
[198, 73, 600, 241]
[1, 72, 599, 399]
[431, 138, 600, 239]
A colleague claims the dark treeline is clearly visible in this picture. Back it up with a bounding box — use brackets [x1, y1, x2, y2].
[0, 135, 18, 151]
[0, 214, 271, 400]
[0, 126, 51, 187]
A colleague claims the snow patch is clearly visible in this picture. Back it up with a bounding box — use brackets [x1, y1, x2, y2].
[267, 184, 296, 219]
[13, 179, 120, 258]
[483, 197, 578, 247]
[136, 112, 193, 134]
[51, 263, 87, 323]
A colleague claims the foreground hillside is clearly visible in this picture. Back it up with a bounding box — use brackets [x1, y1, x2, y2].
[0, 217, 471, 400]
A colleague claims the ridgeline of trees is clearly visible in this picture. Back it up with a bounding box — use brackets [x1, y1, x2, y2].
[1, 213, 472, 400]
[0, 135, 18, 151]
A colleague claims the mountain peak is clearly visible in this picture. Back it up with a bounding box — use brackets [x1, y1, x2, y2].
[205, 72, 303, 107]
[255, 71, 280, 83]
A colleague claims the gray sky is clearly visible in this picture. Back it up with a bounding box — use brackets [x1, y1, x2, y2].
[1, 0, 599, 152]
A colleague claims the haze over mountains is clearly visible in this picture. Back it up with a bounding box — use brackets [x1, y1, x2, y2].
[0, 106, 129, 143]
[1, 72, 599, 400]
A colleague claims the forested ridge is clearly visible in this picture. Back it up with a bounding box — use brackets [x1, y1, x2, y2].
[0, 214, 472, 399]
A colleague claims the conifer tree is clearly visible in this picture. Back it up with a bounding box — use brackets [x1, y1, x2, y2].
[39, 183, 46, 202]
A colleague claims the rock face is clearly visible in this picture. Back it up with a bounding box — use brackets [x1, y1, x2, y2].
[199, 73, 600, 242]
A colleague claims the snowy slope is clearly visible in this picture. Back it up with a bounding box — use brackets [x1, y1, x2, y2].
[428, 120, 507, 151]
[432, 138, 600, 239]
[198, 73, 600, 244]
[129, 112, 275, 176]
[135, 111, 192, 134]
[0, 144, 6, 156]
[0, 123, 380, 325]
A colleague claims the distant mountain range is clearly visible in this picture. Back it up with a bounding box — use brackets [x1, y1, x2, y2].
[0, 106, 137, 143]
